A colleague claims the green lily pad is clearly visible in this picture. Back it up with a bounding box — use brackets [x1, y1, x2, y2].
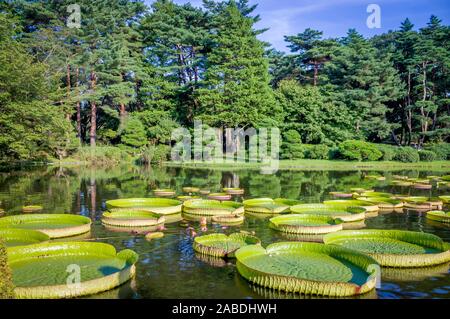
[290, 204, 366, 222]
[102, 210, 165, 227]
[0, 214, 91, 239]
[8, 242, 138, 298]
[243, 198, 301, 214]
[235, 242, 379, 297]
[182, 199, 243, 216]
[426, 211, 450, 224]
[193, 233, 260, 258]
[323, 200, 379, 212]
[324, 230, 450, 267]
[105, 198, 182, 215]
[269, 214, 343, 234]
[0, 228, 49, 247]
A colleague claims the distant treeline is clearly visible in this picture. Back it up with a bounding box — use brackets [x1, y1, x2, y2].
[0, 0, 448, 164]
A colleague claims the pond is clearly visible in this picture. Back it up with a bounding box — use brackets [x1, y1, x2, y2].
[0, 165, 449, 299]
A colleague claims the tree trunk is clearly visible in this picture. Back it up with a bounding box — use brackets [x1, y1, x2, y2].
[419, 63, 428, 147]
[90, 72, 97, 148]
[120, 103, 127, 127]
[313, 61, 318, 86]
[76, 68, 81, 142]
[66, 64, 71, 121]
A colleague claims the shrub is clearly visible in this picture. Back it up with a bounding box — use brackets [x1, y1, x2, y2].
[304, 144, 330, 160]
[282, 130, 305, 160]
[120, 116, 148, 148]
[337, 140, 383, 161]
[74, 146, 132, 165]
[425, 143, 450, 160]
[0, 240, 14, 299]
[139, 144, 171, 165]
[418, 150, 437, 162]
[374, 144, 396, 161]
[393, 147, 420, 163]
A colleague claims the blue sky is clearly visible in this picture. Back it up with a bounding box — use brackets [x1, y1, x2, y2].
[146, 0, 450, 52]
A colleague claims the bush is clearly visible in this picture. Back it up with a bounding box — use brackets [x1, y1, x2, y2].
[337, 140, 383, 161]
[281, 130, 305, 160]
[120, 116, 148, 148]
[418, 150, 437, 162]
[74, 146, 132, 165]
[304, 144, 330, 160]
[0, 240, 14, 299]
[425, 143, 450, 160]
[375, 144, 396, 161]
[393, 147, 420, 163]
[139, 144, 171, 165]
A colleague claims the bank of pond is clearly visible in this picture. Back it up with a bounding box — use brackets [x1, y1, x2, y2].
[0, 176, 450, 299]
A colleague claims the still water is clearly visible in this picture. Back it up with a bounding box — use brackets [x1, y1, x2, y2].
[0, 165, 449, 299]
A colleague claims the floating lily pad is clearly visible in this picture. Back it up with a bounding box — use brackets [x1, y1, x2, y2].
[101, 210, 165, 227]
[212, 214, 245, 225]
[0, 228, 49, 247]
[269, 214, 343, 234]
[207, 193, 232, 201]
[356, 197, 403, 209]
[235, 242, 379, 297]
[426, 211, 450, 224]
[8, 242, 138, 298]
[193, 233, 260, 258]
[290, 204, 366, 222]
[324, 230, 450, 267]
[323, 200, 379, 212]
[199, 189, 211, 195]
[145, 232, 164, 240]
[153, 189, 176, 197]
[359, 192, 392, 198]
[0, 214, 91, 239]
[413, 183, 432, 190]
[182, 187, 200, 193]
[223, 188, 245, 195]
[243, 198, 301, 214]
[350, 188, 374, 194]
[182, 199, 244, 216]
[177, 195, 201, 202]
[22, 205, 43, 213]
[390, 180, 413, 187]
[105, 198, 182, 215]
[329, 192, 353, 198]
[438, 196, 450, 204]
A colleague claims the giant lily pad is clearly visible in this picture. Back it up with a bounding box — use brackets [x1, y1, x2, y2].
[243, 198, 301, 214]
[22, 205, 43, 213]
[105, 198, 182, 215]
[101, 210, 165, 227]
[193, 233, 260, 258]
[8, 242, 138, 298]
[0, 214, 91, 239]
[355, 197, 403, 209]
[323, 200, 379, 212]
[324, 230, 450, 267]
[0, 228, 49, 247]
[207, 193, 232, 201]
[290, 204, 366, 222]
[235, 242, 379, 297]
[182, 199, 244, 216]
[211, 214, 245, 226]
[438, 196, 450, 204]
[223, 188, 245, 195]
[153, 189, 176, 197]
[426, 211, 450, 224]
[269, 214, 343, 234]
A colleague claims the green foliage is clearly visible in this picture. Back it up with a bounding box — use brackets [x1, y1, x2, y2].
[338, 140, 383, 161]
[73, 146, 132, 166]
[137, 110, 179, 144]
[425, 143, 450, 160]
[393, 147, 420, 163]
[281, 130, 304, 160]
[304, 144, 330, 160]
[138, 144, 171, 165]
[0, 240, 14, 299]
[418, 150, 437, 162]
[120, 117, 148, 149]
[374, 144, 397, 161]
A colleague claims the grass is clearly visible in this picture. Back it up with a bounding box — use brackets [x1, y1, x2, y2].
[164, 159, 450, 172]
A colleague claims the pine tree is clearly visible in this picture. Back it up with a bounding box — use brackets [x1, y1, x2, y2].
[197, 1, 281, 129]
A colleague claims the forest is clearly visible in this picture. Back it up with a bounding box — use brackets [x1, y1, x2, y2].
[0, 0, 449, 166]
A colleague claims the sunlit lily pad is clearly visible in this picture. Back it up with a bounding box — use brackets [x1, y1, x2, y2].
[0, 214, 91, 239]
[223, 188, 245, 195]
[0, 228, 49, 247]
[182, 199, 244, 216]
[323, 200, 379, 212]
[193, 233, 260, 258]
[8, 242, 138, 298]
[153, 189, 176, 197]
[235, 242, 379, 297]
[243, 198, 301, 214]
[324, 230, 450, 267]
[22, 205, 43, 213]
[102, 210, 165, 227]
[269, 214, 343, 234]
[212, 214, 245, 225]
[105, 198, 182, 215]
[290, 204, 366, 222]
[426, 211, 450, 224]
[207, 193, 232, 201]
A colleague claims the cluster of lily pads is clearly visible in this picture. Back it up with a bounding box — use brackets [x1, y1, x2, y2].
[0, 208, 138, 298]
[189, 187, 450, 297]
[0, 180, 449, 299]
[389, 174, 450, 190]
